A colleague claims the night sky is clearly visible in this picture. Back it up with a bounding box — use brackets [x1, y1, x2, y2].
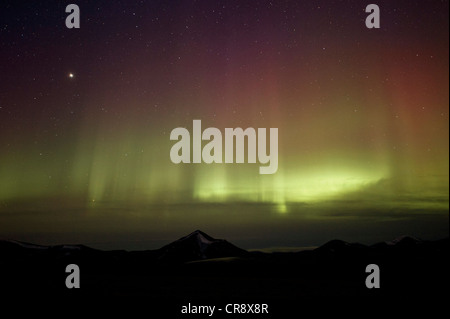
[0, 0, 448, 250]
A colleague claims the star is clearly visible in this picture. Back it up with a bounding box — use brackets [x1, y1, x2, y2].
[68, 73, 75, 78]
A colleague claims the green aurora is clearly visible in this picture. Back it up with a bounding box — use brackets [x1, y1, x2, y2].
[0, 0, 448, 249]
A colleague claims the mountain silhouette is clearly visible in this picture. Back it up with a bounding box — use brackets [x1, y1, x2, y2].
[0, 233, 448, 298]
[156, 230, 249, 262]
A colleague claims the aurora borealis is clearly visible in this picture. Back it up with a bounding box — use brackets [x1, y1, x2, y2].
[0, 0, 448, 250]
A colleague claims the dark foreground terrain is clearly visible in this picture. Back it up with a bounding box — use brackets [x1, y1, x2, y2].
[0, 231, 448, 314]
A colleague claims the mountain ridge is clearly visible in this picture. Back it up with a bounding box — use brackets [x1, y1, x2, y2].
[0, 233, 446, 256]
[0, 231, 448, 297]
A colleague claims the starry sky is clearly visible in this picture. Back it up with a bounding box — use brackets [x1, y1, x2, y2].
[0, 0, 448, 250]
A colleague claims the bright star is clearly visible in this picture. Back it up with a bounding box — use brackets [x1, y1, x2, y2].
[69, 73, 74, 78]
